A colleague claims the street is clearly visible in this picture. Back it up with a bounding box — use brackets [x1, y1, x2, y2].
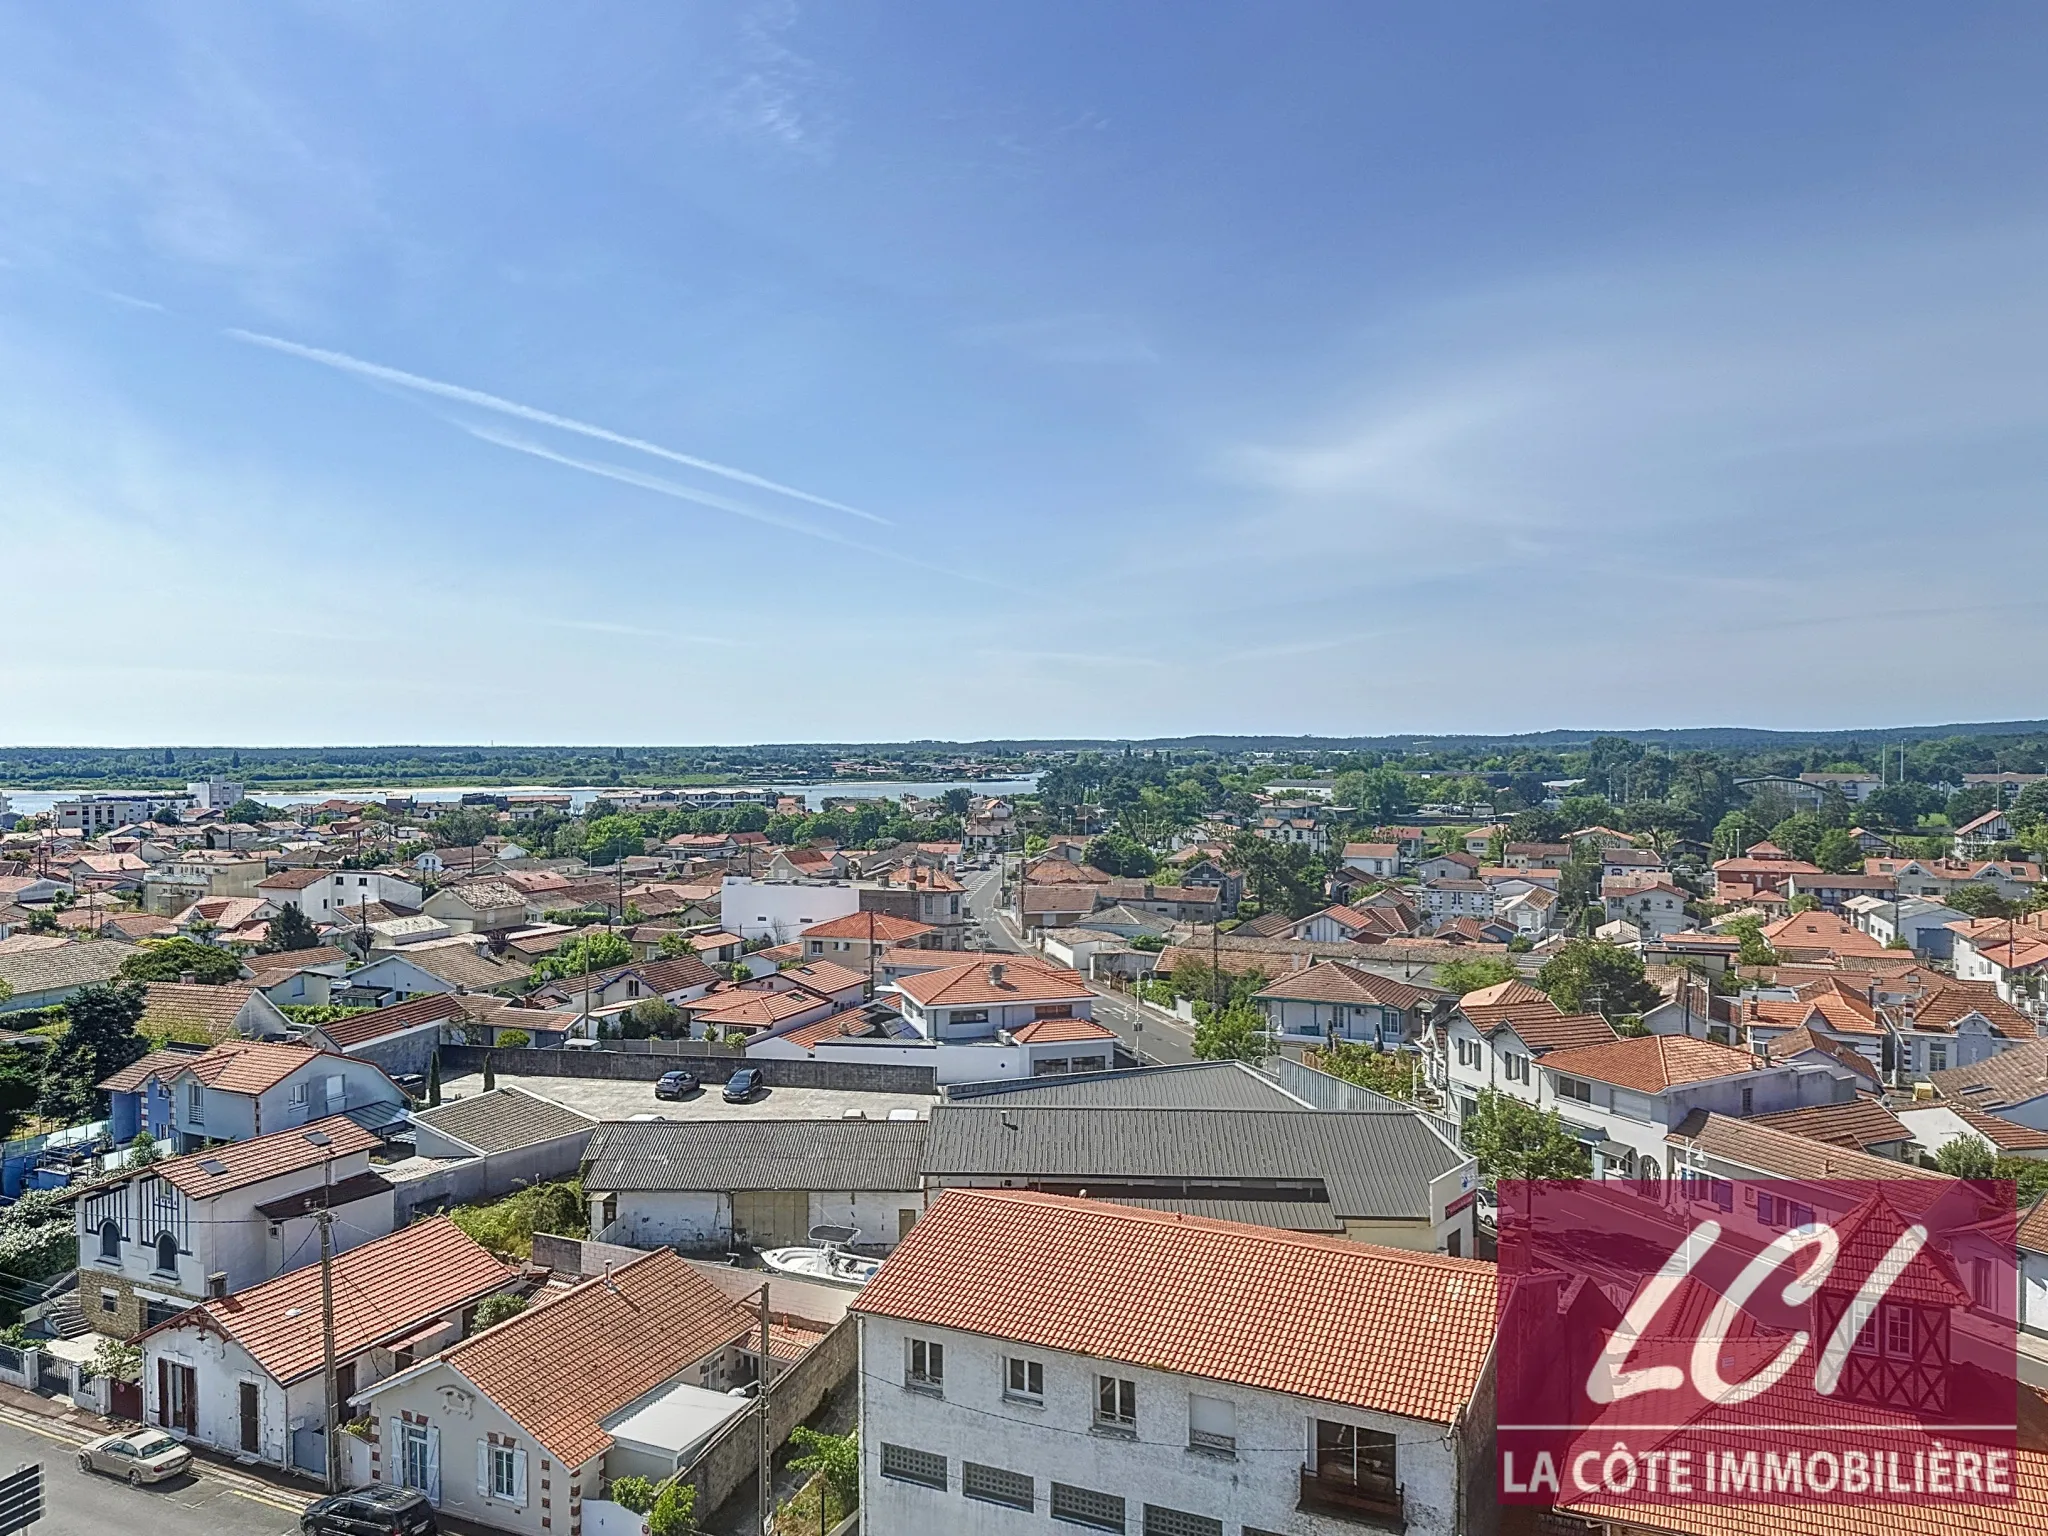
[961, 862, 1196, 1066]
[0, 1409, 305, 1536]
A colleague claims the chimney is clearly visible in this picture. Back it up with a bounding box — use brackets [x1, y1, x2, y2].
[180, 971, 197, 985]
[206, 1271, 228, 1300]
[989, 962, 1006, 985]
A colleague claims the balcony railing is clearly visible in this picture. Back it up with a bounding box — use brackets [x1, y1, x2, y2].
[1299, 1468, 1405, 1529]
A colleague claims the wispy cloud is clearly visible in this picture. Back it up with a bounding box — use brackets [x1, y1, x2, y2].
[463, 423, 1011, 589]
[975, 647, 1167, 668]
[704, 0, 837, 159]
[225, 327, 889, 525]
[100, 291, 167, 313]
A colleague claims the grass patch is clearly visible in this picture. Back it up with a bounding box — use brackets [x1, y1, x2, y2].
[448, 1180, 586, 1258]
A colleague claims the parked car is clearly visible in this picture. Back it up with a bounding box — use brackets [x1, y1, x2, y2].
[1475, 1187, 1499, 1229]
[722, 1066, 766, 1102]
[77, 1428, 191, 1486]
[654, 1069, 699, 1100]
[301, 1486, 438, 1535]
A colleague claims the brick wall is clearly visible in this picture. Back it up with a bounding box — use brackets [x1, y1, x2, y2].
[682, 1316, 857, 1520]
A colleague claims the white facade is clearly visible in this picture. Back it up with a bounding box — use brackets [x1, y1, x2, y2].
[720, 876, 862, 941]
[1601, 883, 1690, 939]
[269, 870, 425, 919]
[1890, 1010, 2020, 1079]
[857, 1313, 1469, 1536]
[1540, 1057, 1836, 1179]
[75, 1145, 392, 1323]
[163, 1053, 403, 1148]
[186, 779, 247, 813]
[1951, 932, 2048, 1016]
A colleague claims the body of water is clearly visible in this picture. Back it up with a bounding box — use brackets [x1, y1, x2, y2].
[0, 777, 1038, 818]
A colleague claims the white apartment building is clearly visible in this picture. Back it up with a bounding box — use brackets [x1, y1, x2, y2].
[258, 867, 425, 919]
[1600, 877, 1691, 939]
[54, 793, 190, 834]
[854, 1188, 1498, 1536]
[186, 778, 246, 812]
[720, 875, 862, 941]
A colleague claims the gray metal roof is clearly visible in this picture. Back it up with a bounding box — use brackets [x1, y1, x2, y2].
[409, 1087, 597, 1155]
[1093, 1195, 1342, 1232]
[945, 1061, 1315, 1111]
[922, 1106, 1460, 1221]
[583, 1118, 929, 1194]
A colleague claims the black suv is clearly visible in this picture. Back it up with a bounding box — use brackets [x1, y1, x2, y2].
[301, 1486, 437, 1535]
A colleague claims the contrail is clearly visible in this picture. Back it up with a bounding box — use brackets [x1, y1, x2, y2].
[463, 424, 1010, 590]
[225, 327, 890, 526]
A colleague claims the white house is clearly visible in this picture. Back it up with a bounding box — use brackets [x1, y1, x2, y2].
[1339, 842, 1400, 878]
[1844, 894, 1969, 958]
[1883, 976, 2039, 1079]
[719, 876, 862, 942]
[1600, 875, 1690, 939]
[852, 1188, 1498, 1536]
[421, 880, 530, 935]
[1947, 916, 2048, 1017]
[143, 1038, 406, 1153]
[888, 958, 1096, 1043]
[1250, 961, 1446, 1050]
[1528, 1034, 1841, 1179]
[1415, 879, 1493, 920]
[74, 1114, 394, 1337]
[352, 1249, 796, 1535]
[1438, 982, 1617, 1126]
[135, 1218, 510, 1477]
[258, 868, 424, 920]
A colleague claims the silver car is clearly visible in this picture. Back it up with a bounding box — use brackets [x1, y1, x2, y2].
[78, 1427, 192, 1486]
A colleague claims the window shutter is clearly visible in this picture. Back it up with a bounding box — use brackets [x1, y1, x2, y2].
[476, 1439, 488, 1498]
[425, 1426, 441, 1506]
[157, 1357, 169, 1428]
[512, 1447, 528, 1507]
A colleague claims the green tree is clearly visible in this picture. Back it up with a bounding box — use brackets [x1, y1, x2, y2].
[1536, 939, 1661, 1017]
[1765, 813, 1818, 862]
[648, 1478, 697, 1536]
[1434, 955, 1519, 997]
[610, 1477, 658, 1515]
[0, 1069, 35, 1145]
[1813, 828, 1864, 875]
[1946, 884, 2015, 919]
[1317, 1044, 1416, 1099]
[126, 1130, 160, 1166]
[1193, 1002, 1272, 1062]
[787, 1427, 858, 1509]
[625, 998, 681, 1038]
[23, 910, 58, 936]
[431, 806, 498, 849]
[473, 1292, 529, 1328]
[1722, 913, 1779, 966]
[1461, 1088, 1593, 1185]
[497, 1029, 532, 1049]
[1334, 767, 1414, 824]
[224, 797, 271, 824]
[259, 901, 321, 953]
[1934, 1135, 1995, 1179]
[531, 928, 634, 984]
[40, 981, 148, 1123]
[1863, 782, 1939, 831]
[656, 931, 696, 961]
[1998, 1154, 2048, 1208]
[583, 814, 646, 866]
[1085, 833, 1157, 878]
[118, 937, 243, 985]
[1710, 810, 1768, 861]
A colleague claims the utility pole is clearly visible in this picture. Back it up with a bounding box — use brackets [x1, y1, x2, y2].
[756, 1281, 773, 1535]
[315, 1138, 340, 1494]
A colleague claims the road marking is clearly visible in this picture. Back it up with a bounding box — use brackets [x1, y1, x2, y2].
[0, 1405, 309, 1514]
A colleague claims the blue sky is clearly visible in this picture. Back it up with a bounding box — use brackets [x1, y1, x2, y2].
[5, 3, 2047, 745]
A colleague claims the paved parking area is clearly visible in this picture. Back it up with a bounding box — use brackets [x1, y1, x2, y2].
[440, 1071, 937, 1122]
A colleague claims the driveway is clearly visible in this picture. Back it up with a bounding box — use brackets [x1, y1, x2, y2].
[0, 1404, 306, 1536]
[439, 1071, 936, 1122]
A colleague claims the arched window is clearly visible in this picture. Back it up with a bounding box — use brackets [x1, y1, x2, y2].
[154, 1232, 179, 1274]
[98, 1222, 121, 1262]
[1638, 1156, 1661, 1182]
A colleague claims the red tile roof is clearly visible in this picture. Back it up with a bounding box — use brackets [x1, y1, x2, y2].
[894, 958, 1093, 1008]
[1946, 1100, 2048, 1152]
[1668, 1111, 1950, 1183]
[1749, 1099, 1912, 1151]
[1762, 1023, 1881, 1082]
[799, 912, 936, 943]
[322, 991, 467, 1048]
[435, 1248, 757, 1466]
[167, 1039, 330, 1095]
[155, 1113, 384, 1197]
[853, 1189, 1497, 1425]
[1252, 959, 1443, 1011]
[142, 1217, 508, 1385]
[1007, 1016, 1117, 1044]
[1539, 1034, 1763, 1092]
